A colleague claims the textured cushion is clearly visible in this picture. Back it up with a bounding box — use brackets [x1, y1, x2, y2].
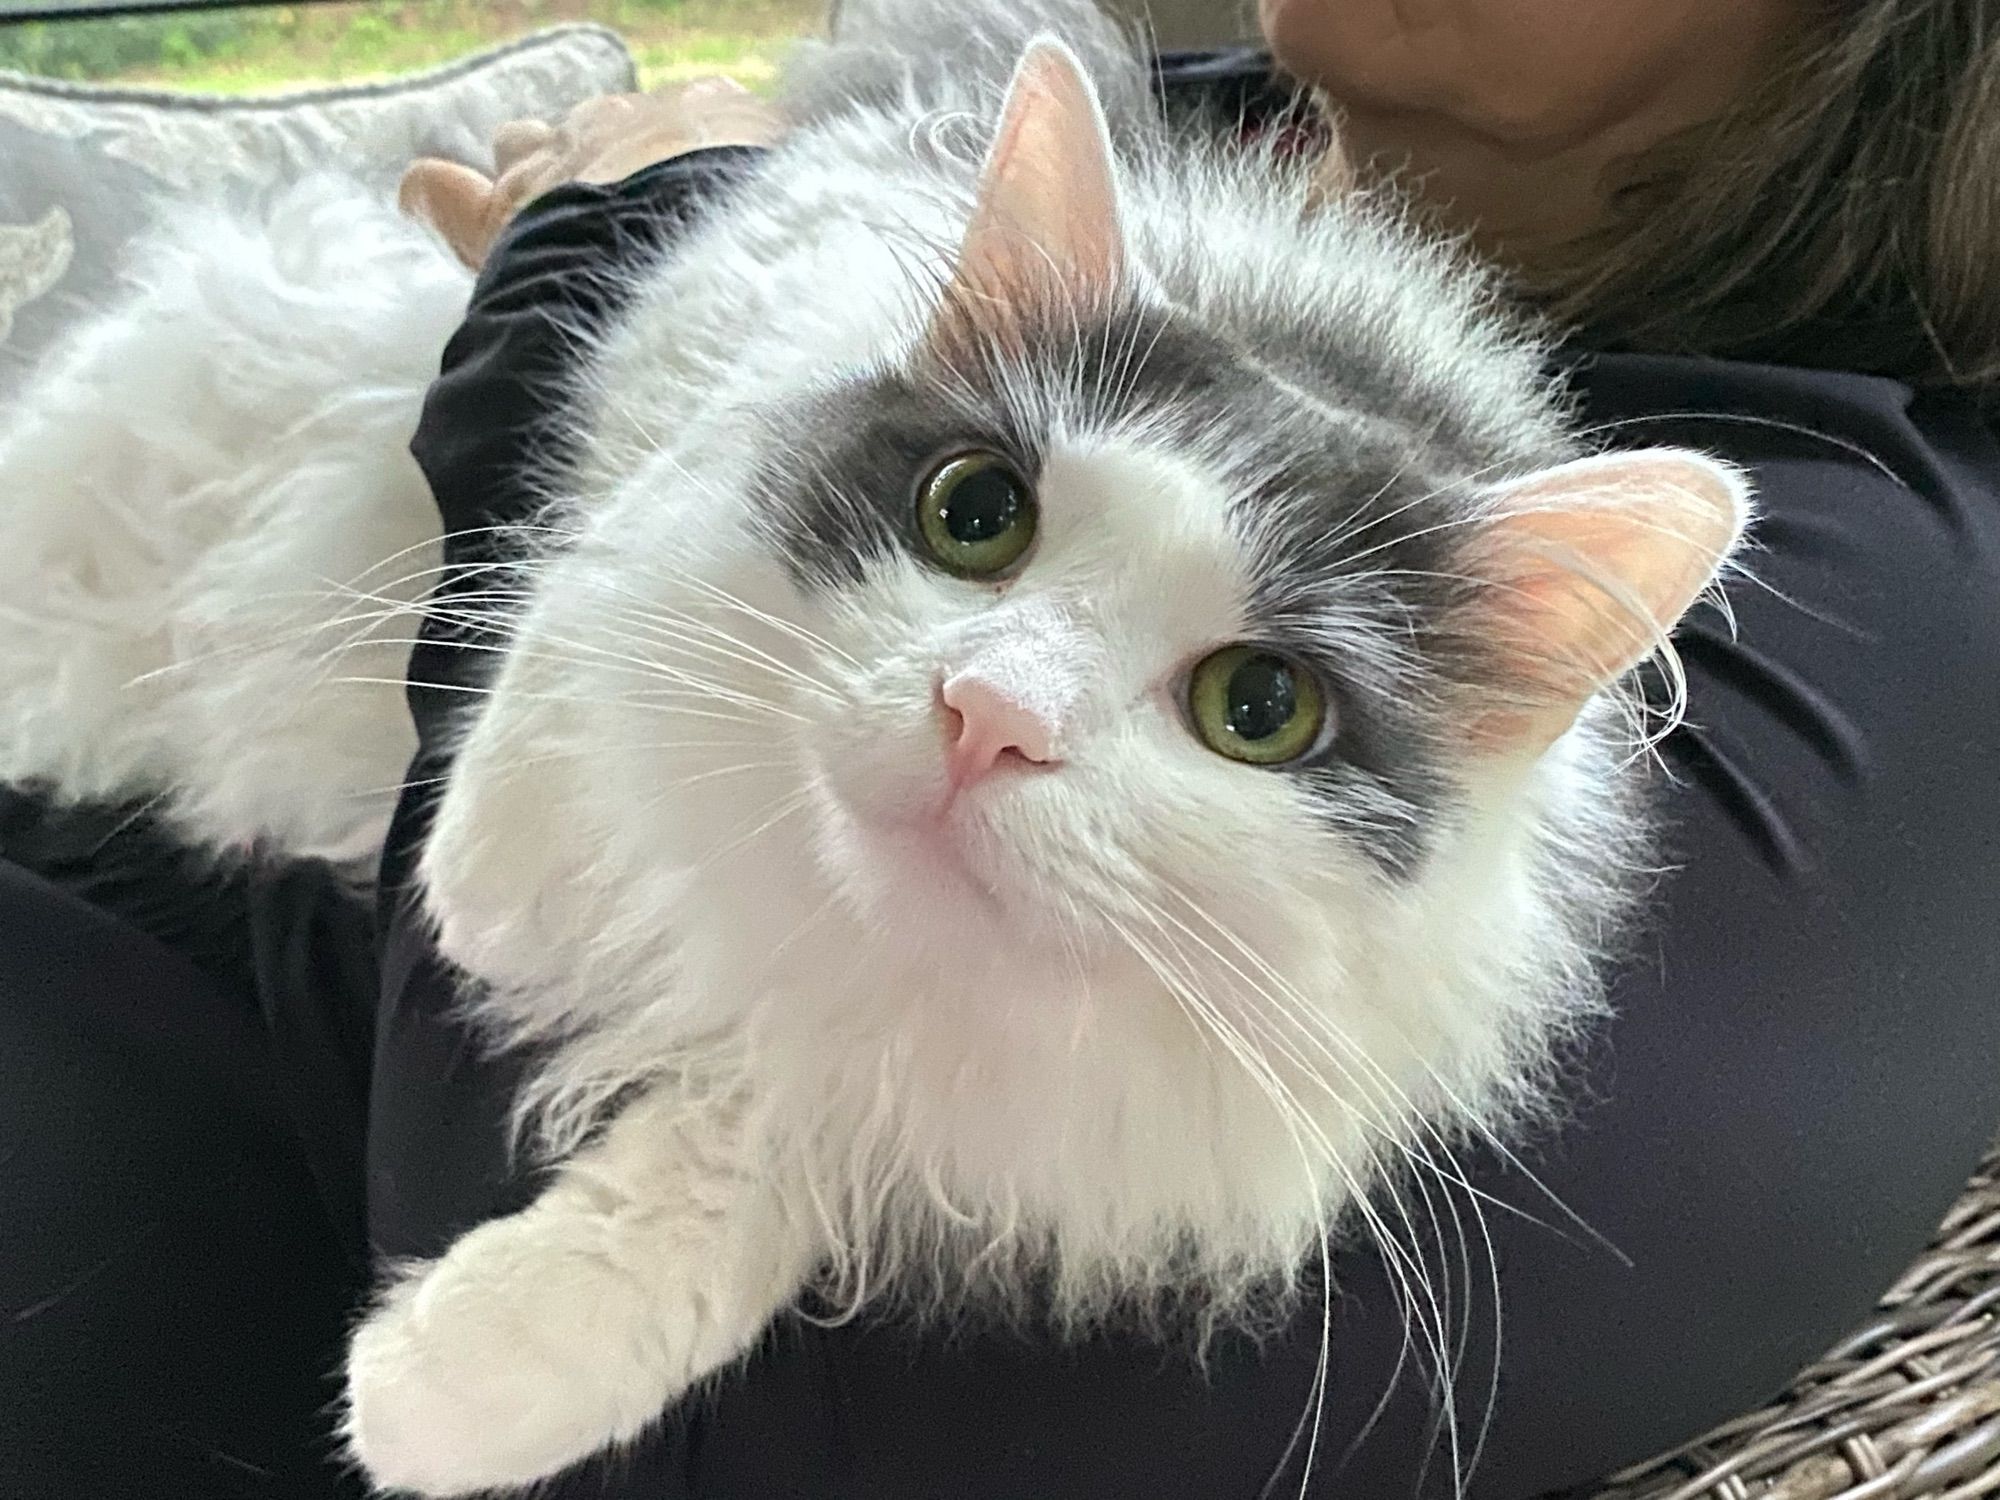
[0, 22, 635, 396]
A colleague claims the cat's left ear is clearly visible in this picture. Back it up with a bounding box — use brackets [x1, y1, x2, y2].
[1470, 449, 1753, 752]
[929, 37, 1126, 354]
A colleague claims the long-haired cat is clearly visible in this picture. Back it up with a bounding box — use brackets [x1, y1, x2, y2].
[0, 1, 1749, 1494]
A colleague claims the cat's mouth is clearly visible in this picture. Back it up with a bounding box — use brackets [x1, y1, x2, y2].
[800, 698, 1072, 938]
[878, 812, 1008, 909]
[810, 775, 1035, 934]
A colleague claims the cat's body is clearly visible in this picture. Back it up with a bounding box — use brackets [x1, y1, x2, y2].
[0, 180, 466, 865]
[0, 2, 1749, 1495]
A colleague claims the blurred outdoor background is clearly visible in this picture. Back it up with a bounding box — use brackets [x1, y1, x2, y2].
[0, 1, 823, 93]
[0, 0, 1237, 96]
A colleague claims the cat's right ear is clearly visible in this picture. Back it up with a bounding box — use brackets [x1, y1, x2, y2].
[1467, 449, 1753, 754]
[928, 37, 1126, 356]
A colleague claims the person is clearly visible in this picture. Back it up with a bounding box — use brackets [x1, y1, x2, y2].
[3, 3, 1996, 1498]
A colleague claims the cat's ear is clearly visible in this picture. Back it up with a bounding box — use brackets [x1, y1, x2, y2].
[929, 37, 1125, 354]
[1470, 450, 1752, 751]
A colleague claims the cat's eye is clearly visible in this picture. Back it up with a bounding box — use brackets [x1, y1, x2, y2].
[1187, 646, 1328, 766]
[916, 452, 1038, 578]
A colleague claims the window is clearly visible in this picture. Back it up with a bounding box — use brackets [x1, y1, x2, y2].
[0, 1, 817, 93]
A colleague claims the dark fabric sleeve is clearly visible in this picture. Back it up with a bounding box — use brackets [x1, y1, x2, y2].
[403, 146, 769, 762]
[0, 857, 368, 1500]
[410, 150, 764, 547]
[1151, 47, 1303, 121]
[371, 147, 765, 1257]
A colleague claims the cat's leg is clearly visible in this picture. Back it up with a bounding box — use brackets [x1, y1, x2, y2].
[345, 1087, 810, 1498]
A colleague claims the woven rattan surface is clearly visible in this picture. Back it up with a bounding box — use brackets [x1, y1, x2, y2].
[1593, 1151, 2000, 1500]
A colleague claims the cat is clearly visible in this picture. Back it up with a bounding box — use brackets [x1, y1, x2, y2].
[0, 0, 1751, 1494]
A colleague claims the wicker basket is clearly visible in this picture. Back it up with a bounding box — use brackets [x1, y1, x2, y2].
[1594, 1151, 2000, 1500]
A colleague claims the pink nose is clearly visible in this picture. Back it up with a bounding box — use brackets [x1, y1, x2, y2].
[940, 674, 1058, 788]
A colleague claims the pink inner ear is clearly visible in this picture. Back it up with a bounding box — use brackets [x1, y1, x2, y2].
[930, 38, 1126, 352]
[1473, 449, 1751, 750]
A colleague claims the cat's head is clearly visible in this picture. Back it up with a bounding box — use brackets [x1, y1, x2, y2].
[421, 41, 1748, 1289]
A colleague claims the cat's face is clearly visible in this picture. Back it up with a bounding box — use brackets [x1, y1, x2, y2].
[774, 384, 1413, 981]
[447, 348, 1443, 986]
[800, 437, 1278, 954]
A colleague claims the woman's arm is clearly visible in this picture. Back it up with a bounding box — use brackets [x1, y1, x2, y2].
[401, 81, 783, 271]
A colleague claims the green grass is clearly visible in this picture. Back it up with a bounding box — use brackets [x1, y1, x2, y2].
[0, 0, 821, 95]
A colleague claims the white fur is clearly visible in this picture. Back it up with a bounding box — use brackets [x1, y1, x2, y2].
[0, 4, 1747, 1495]
[0, 178, 469, 862]
[347, 1088, 808, 1493]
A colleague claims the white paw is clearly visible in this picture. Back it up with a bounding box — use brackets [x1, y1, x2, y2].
[346, 1213, 737, 1497]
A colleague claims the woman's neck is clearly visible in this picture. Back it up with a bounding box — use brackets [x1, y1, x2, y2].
[1264, 0, 1818, 267]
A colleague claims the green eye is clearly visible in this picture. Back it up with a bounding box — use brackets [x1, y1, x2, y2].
[916, 452, 1038, 578]
[1187, 645, 1328, 766]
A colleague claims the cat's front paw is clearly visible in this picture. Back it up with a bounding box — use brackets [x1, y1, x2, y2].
[345, 1215, 700, 1497]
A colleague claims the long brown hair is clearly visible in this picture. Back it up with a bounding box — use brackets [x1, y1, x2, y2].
[1533, 0, 2000, 398]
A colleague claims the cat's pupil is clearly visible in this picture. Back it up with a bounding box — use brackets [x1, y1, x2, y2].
[944, 467, 1024, 544]
[1225, 655, 1299, 743]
